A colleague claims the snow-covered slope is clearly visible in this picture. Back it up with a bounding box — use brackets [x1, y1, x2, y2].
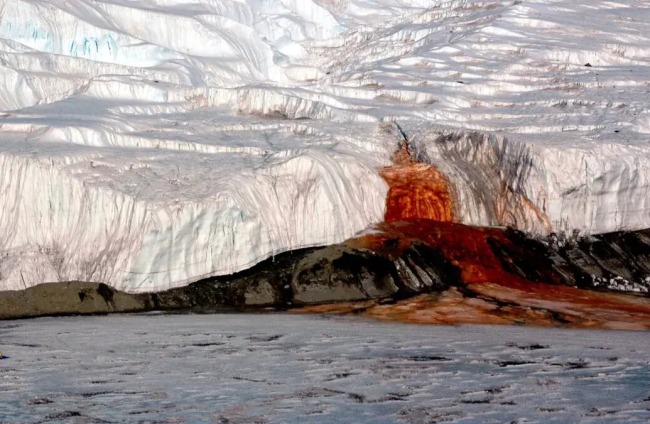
[1, 0, 649, 292]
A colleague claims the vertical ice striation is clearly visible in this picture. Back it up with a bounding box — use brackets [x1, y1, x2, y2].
[409, 129, 650, 235]
[0, 122, 390, 292]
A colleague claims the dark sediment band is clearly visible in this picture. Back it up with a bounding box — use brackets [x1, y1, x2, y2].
[0, 239, 455, 320]
[1, 221, 650, 326]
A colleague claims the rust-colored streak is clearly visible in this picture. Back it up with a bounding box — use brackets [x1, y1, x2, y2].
[297, 284, 650, 330]
[380, 164, 454, 222]
[348, 220, 533, 286]
[301, 219, 650, 330]
[379, 143, 454, 223]
[295, 279, 650, 331]
[466, 281, 650, 330]
[294, 145, 650, 330]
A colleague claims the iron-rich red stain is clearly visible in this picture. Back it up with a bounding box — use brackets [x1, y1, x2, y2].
[298, 148, 650, 329]
[379, 144, 454, 223]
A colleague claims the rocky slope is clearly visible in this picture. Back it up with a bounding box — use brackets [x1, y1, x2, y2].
[2, 221, 650, 326]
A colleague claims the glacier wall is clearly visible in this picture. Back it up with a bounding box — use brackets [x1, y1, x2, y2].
[1, 0, 650, 292]
[0, 124, 390, 292]
[409, 129, 650, 235]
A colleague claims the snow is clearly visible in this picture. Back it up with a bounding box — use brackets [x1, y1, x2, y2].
[1, 0, 650, 292]
[593, 275, 649, 294]
[1, 314, 649, 423]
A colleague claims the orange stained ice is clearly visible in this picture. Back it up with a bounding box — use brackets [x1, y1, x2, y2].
[296, 146, 650, 329]
[379, 143, 454, 223]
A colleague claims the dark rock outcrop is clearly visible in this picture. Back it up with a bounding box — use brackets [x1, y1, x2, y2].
[0, 282, 145, 319]
[0, 241, 457, 319]
[147, 242, 456, 311]
[488, 228, 650, 293]
[1, 223, 649, 320]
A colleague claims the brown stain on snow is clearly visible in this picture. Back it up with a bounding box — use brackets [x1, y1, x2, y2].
[298, 285, 650, 330]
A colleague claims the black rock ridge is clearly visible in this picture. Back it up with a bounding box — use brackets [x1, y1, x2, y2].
[1, 226, 649, 320]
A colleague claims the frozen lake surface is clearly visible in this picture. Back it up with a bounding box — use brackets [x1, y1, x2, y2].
[1, 314, 649, 423]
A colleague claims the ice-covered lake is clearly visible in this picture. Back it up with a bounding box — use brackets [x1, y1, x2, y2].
[1, 314, 649, 423]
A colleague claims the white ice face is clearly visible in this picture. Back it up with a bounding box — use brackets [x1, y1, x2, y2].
[1, 0, 649, 291]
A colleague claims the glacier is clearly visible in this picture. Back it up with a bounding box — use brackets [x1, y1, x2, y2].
[0, 0, 649, 292]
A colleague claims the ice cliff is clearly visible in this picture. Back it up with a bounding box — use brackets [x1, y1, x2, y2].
[1, 0, 649, 292]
